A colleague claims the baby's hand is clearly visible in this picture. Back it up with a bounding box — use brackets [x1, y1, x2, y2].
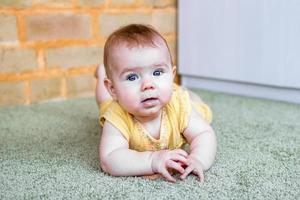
[151, 149, 188, 182]
[180, 155, 205, 183]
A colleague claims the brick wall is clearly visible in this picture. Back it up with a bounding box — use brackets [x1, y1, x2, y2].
[0, 0, 177, 106]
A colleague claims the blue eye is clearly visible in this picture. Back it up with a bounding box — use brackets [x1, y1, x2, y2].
[153, 69, 164, 76]
[126, 74, 139, 81]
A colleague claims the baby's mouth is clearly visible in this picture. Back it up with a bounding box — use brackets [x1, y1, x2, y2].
[141, 97, 158, 103]
[141, 97, 159, 107]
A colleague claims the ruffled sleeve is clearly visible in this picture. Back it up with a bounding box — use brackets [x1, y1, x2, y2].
[167, 84, 192, 134]
[99, 100, 132, 141]
[176, 87, 192, 133]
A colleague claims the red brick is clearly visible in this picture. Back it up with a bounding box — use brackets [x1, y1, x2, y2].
[152, 0, 176, 7]
[78, 0, 106, 7]
[46, 46, 103, 69]
[0, 48, 37, 73]
[66, 74, 95, 97]
[30, 78, 61, 103]
[110, 0, 134, 7]
[132, 0, 177, 7]
[152, 10, 176, 34]
[0, 82, 25, 106]
[99, 13, 152, 37]
[0, 14, 18, 43]
[0, 0, 31, 8]
[25, 14, 91, 41]
[34, 0, 73, 7]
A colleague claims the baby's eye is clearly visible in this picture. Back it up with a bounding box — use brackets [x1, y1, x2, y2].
[126, 73, 139, 81]
[153, 69, 164, 76]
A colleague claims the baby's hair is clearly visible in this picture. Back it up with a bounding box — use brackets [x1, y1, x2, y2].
[103, 24, 173, 78]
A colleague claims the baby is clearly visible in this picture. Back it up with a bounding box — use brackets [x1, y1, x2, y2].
[96, 24, 217, 183]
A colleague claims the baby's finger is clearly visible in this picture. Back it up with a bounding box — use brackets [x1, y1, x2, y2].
[166, 160, 185, 174]
[180, 165, 194, 180]
[193, 168, 205, 183]
[170, 154, 188, 166]
[172, 149, 188, 157]
[161, 168, 176, 183]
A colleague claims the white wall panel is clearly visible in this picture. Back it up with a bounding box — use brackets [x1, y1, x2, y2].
[179, 0, 300, 97]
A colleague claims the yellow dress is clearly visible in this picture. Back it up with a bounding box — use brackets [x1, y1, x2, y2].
[99, 85, 212, 152]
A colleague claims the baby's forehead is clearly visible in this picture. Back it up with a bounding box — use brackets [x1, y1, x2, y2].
[106, 37, 172, 76]
[111, 39, 169, 55]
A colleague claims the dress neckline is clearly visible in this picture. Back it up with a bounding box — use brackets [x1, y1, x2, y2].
[133, 108, 168, 150]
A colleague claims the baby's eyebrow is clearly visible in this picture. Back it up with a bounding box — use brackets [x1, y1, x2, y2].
[120, 63, 169, 76]
[120, 67, 142, 75]
[153, 62, 167, 67]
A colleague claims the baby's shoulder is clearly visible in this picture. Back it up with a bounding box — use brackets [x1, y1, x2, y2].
[165, 84, 192, 133]
[168, 84, 191, 109]
[166, 85, 191, 118]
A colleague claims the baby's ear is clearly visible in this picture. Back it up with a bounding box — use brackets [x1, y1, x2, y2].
[104, 78, 117, 100]
[172, 65, 177, 77]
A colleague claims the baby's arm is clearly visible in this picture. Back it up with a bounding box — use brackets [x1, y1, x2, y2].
[99, 121, 188, 182]
[180, 108, 217, 182]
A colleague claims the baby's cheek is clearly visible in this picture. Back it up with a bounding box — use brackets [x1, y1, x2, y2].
[126, 90, 138, 100]
[160, 88, 172, 102]
[121, 89, 139, 105]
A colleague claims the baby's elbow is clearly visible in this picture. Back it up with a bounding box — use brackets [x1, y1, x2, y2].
[100, 158, 109, 173]
[100, 156, 113, 174]
[202, 161, 214, 171]
[100, 156, 119, 176]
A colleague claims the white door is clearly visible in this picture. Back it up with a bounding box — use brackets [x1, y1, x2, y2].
[179, 0, 300, 103]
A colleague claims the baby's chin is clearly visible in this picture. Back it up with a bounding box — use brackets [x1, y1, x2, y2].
[132, 107, 163, 119]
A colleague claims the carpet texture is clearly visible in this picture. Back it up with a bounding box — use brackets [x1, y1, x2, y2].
[0, 89, 299, 199]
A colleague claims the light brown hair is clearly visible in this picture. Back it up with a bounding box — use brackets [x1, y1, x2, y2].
[103, 24, 173, 78]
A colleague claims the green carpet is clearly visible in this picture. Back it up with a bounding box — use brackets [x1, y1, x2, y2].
[1, 89, 299, 199]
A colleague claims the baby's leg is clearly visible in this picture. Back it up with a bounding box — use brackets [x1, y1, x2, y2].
[95, 64, 112, 107]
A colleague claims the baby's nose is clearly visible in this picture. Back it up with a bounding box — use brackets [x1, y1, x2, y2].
[141, 77, 155, 91]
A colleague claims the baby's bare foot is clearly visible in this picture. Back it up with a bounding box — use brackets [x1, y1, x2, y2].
[94, 64, 106, 79]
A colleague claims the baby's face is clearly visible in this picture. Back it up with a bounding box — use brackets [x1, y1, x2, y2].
[107, 41, 175, 120]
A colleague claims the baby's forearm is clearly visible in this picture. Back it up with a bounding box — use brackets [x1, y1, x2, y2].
[189, 130, 217, 171]
[101, 148, 154, 176]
